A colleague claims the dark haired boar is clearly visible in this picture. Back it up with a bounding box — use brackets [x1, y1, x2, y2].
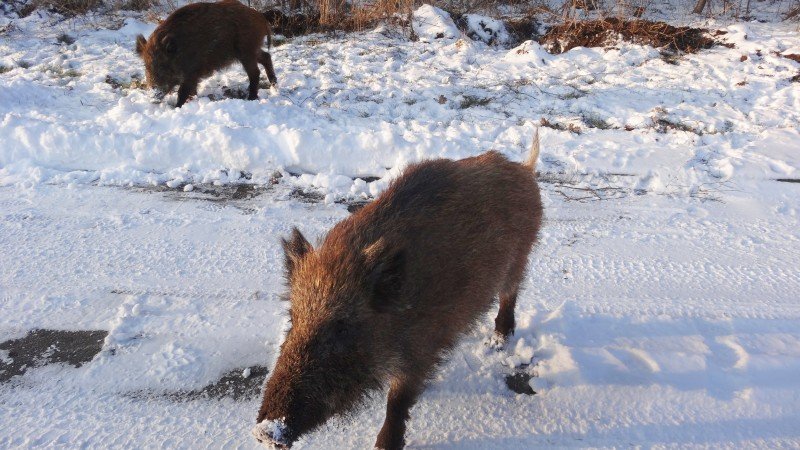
[135, 0, 278, 107]
[254, 136, 543, 449]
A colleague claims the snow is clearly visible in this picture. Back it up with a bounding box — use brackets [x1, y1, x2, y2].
[461, 14, 511, 46]
[412, 4, 460, 42]
[1, 5, 800, 449]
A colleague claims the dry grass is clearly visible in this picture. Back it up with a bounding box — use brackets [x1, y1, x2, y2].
[10, 0, 154, 17]
[263, 9, 321, 36]
[32, 0, 101, 16]
[105, 74, 147, 90]
[115, 0, 156, 11]
[786, 3, 800, 20]
[540, 117, 582, 134]
[539, 18, 721, 54]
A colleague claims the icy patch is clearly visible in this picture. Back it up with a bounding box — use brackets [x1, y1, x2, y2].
[412, 5, 459, 42]
[252, 418, 290, 448]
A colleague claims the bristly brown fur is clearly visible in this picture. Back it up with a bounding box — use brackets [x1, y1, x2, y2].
[257, 151, 543, 450]
[134, 0, 278, 107]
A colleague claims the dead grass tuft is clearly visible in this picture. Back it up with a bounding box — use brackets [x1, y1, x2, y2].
[36, 0, 102, 16]
[42, 64, 81, 78]
[539, 18, 722, 54]
[263, 9, 322, 36]
[540, 117, 582, 134]
[785, 4, 800, 20]
[459, 95, 492, 108]
[104, 74, 146, 90]
[583, 114, 612, 129]
[260, 0, 417, 33]
[56, 33, 76, 45]
[116, 0, 156, 11]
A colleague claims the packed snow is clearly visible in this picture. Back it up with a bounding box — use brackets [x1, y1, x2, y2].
[1, 3, 799, 449]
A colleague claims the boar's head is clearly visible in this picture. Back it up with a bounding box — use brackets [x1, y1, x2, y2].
[255, 227, 407, 447]
[135, 34, 182, 94]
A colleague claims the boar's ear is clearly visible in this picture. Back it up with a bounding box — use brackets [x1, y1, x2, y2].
[364, 239, 406, 313]
[135, 34, 147, 56]
[282, 227, 312, 281]
[160, 34, 176, 53]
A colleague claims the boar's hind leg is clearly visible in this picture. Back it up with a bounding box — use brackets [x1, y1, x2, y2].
[375, 376, 423, 450]
[242, 59, 262, 100]
[494, 252, 530, 340]
[494, 287, 519, 340]
[258, 51, 278, 86]
[176, 77, 199, 108]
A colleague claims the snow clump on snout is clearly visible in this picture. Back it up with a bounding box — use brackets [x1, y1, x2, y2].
[252, 418, 291, 448]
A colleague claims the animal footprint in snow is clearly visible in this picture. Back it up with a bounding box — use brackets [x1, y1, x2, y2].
[712, 336, 749, 370]
[610, 347, 660, 374]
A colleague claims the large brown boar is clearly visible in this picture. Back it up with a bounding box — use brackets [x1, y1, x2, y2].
[135, 0, 278, 107]
[254, 136, 543, 450]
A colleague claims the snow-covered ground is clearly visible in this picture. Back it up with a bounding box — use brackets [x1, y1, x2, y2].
[1, 4, 800, 449]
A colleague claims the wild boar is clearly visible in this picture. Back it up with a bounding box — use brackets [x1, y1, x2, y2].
[135, 0, 278, 107]
[254, 135, 543, 450]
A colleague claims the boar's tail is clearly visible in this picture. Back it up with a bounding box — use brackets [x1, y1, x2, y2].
[523, 127, 540, 171]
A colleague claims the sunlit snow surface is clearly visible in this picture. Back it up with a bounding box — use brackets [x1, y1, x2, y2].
[1, 6, 799, 449]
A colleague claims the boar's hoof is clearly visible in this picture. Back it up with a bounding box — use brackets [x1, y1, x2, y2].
[252, 420, 292, 448]
[486, 332, 508, 351]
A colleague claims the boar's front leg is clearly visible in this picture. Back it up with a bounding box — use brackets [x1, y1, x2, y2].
[176, 76, 199, 108]
[375, 375, 423, 450]
[242, 59, 261, 101]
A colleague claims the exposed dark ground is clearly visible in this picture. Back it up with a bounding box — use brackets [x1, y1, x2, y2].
[505, 371, 536, 395]
[0, 329, 107, 382]
[129, 365, 271, 402]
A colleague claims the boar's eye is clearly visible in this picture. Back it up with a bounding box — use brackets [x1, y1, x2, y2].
[330, 320, 354, 353]
[334, 320, 350, 336]
[161, 35, 176, 53]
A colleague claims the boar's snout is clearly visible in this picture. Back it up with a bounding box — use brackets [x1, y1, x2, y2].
[256, 362, 327, 447]
[252, 419, 294, 449]
[143, 68, 177, 94]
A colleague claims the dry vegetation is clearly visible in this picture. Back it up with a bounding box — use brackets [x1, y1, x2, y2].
[540, 18, 724, 54]
[2, 0, 798, 44]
